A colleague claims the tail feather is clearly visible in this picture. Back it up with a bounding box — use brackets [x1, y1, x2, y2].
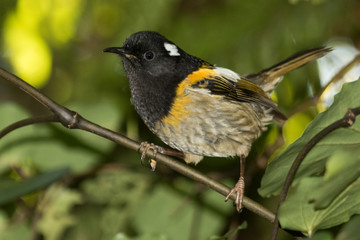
[246, 47, 332, 93]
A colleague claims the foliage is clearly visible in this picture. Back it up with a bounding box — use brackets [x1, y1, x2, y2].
[259, 80, 360, 236]
[0, 167, 69, 205]
[0, 0, 359, 239]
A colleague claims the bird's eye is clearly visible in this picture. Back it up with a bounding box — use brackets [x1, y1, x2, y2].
[144, 51, 155, 60]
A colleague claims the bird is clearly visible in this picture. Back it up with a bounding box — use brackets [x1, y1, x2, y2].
[103, 31, 331, 212]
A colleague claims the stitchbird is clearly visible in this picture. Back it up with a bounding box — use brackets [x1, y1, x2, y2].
[104, 31, 330, 211]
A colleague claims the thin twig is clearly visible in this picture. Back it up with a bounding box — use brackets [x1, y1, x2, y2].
[0, 68, 77, 128]
[270, 107, 360, 240]
[0, 115, 57, 138]
[0, 67, 276, 223]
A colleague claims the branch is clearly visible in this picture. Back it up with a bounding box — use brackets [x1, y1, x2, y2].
[0, 115, 57, 138]
[0, 67, 275, 223]
[270, 107, 360, 240]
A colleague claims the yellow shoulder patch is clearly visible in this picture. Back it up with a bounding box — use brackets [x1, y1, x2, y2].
[161, 67, 217, 128]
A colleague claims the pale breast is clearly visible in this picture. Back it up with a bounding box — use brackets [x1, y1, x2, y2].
[154, 88, 273, 159]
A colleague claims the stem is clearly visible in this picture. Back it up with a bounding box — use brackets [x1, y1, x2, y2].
[0, 115, 57, 138]
[270, 108, 360, 240]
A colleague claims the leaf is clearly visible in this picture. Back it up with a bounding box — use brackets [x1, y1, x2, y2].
[258, 79, 360, 235]
[36, 185, 82, 240]
[0, 221, 31, 240]
[63, 170, 152, 240]
[278, 162, 360, 236]
[306, 231, 333, 240]
[309, 150, 360, 209]
[132, 178, 233, 240]
[259, 79, 360, 197]
[0, 167, 69, 205]
[81, 170, 150, 206]
[335, 215, 360, 240]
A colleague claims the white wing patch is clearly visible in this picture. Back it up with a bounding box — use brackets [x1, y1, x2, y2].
[214, 67, 240, 82]
[164, 42, 180, 56]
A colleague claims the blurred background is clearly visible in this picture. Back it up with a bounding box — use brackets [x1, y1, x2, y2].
[0, 0, 359, 239]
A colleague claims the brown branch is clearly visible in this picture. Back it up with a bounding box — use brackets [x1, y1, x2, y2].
[270, 107, 360, 240]
[0, 115, 57, 138]
[0, 67, 276, 223]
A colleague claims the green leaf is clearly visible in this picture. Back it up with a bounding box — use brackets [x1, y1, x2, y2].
[259, 79, 360, 197]
[306, 231, 333, 240]
[278, 169, 360, 235]
[309, 150, 360, 209]
[133, 178, 233, 240]
[0, 221, 31, 240]
[259, 79, 360, 235]
[0, 167, 69, 205]
[335, 215, 360, 240]
[64, 170, 151, 240]
[36, 185, 82, 240]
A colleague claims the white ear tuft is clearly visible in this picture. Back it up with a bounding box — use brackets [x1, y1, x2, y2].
[164, 42, 180, 56]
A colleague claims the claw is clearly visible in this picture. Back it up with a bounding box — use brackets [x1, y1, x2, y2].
[225, 176, 245, 212]
[138, 142, 164, 171]
[138, 142, 148, 165]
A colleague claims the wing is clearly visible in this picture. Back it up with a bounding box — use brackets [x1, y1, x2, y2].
[191, 70, 287, 120]
[245, 47, 332, 93]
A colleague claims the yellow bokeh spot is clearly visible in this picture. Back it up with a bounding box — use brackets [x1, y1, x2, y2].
[4, 13, 51, 88]
[282, 112, 313, 147]
[49, 0, 83, 45]
[270, 91, 278, 102]
[2, 0, 83, 88]
[264, 125, 279, 146]
[17, 0, 49, 29]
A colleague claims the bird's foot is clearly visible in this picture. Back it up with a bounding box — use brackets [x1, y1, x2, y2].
[138, 142, 165, 171]
[225, 176, 245, 212]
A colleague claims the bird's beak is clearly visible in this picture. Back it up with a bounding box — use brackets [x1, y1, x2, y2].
[103, 47, 136, 59]
[103, 47, 125, 54]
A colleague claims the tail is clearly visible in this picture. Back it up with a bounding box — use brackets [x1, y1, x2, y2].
[245, 47, 332, 93]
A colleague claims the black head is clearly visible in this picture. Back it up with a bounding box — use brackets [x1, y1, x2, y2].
[104, 31, 203, 80]
[104, 31, 205, 128]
